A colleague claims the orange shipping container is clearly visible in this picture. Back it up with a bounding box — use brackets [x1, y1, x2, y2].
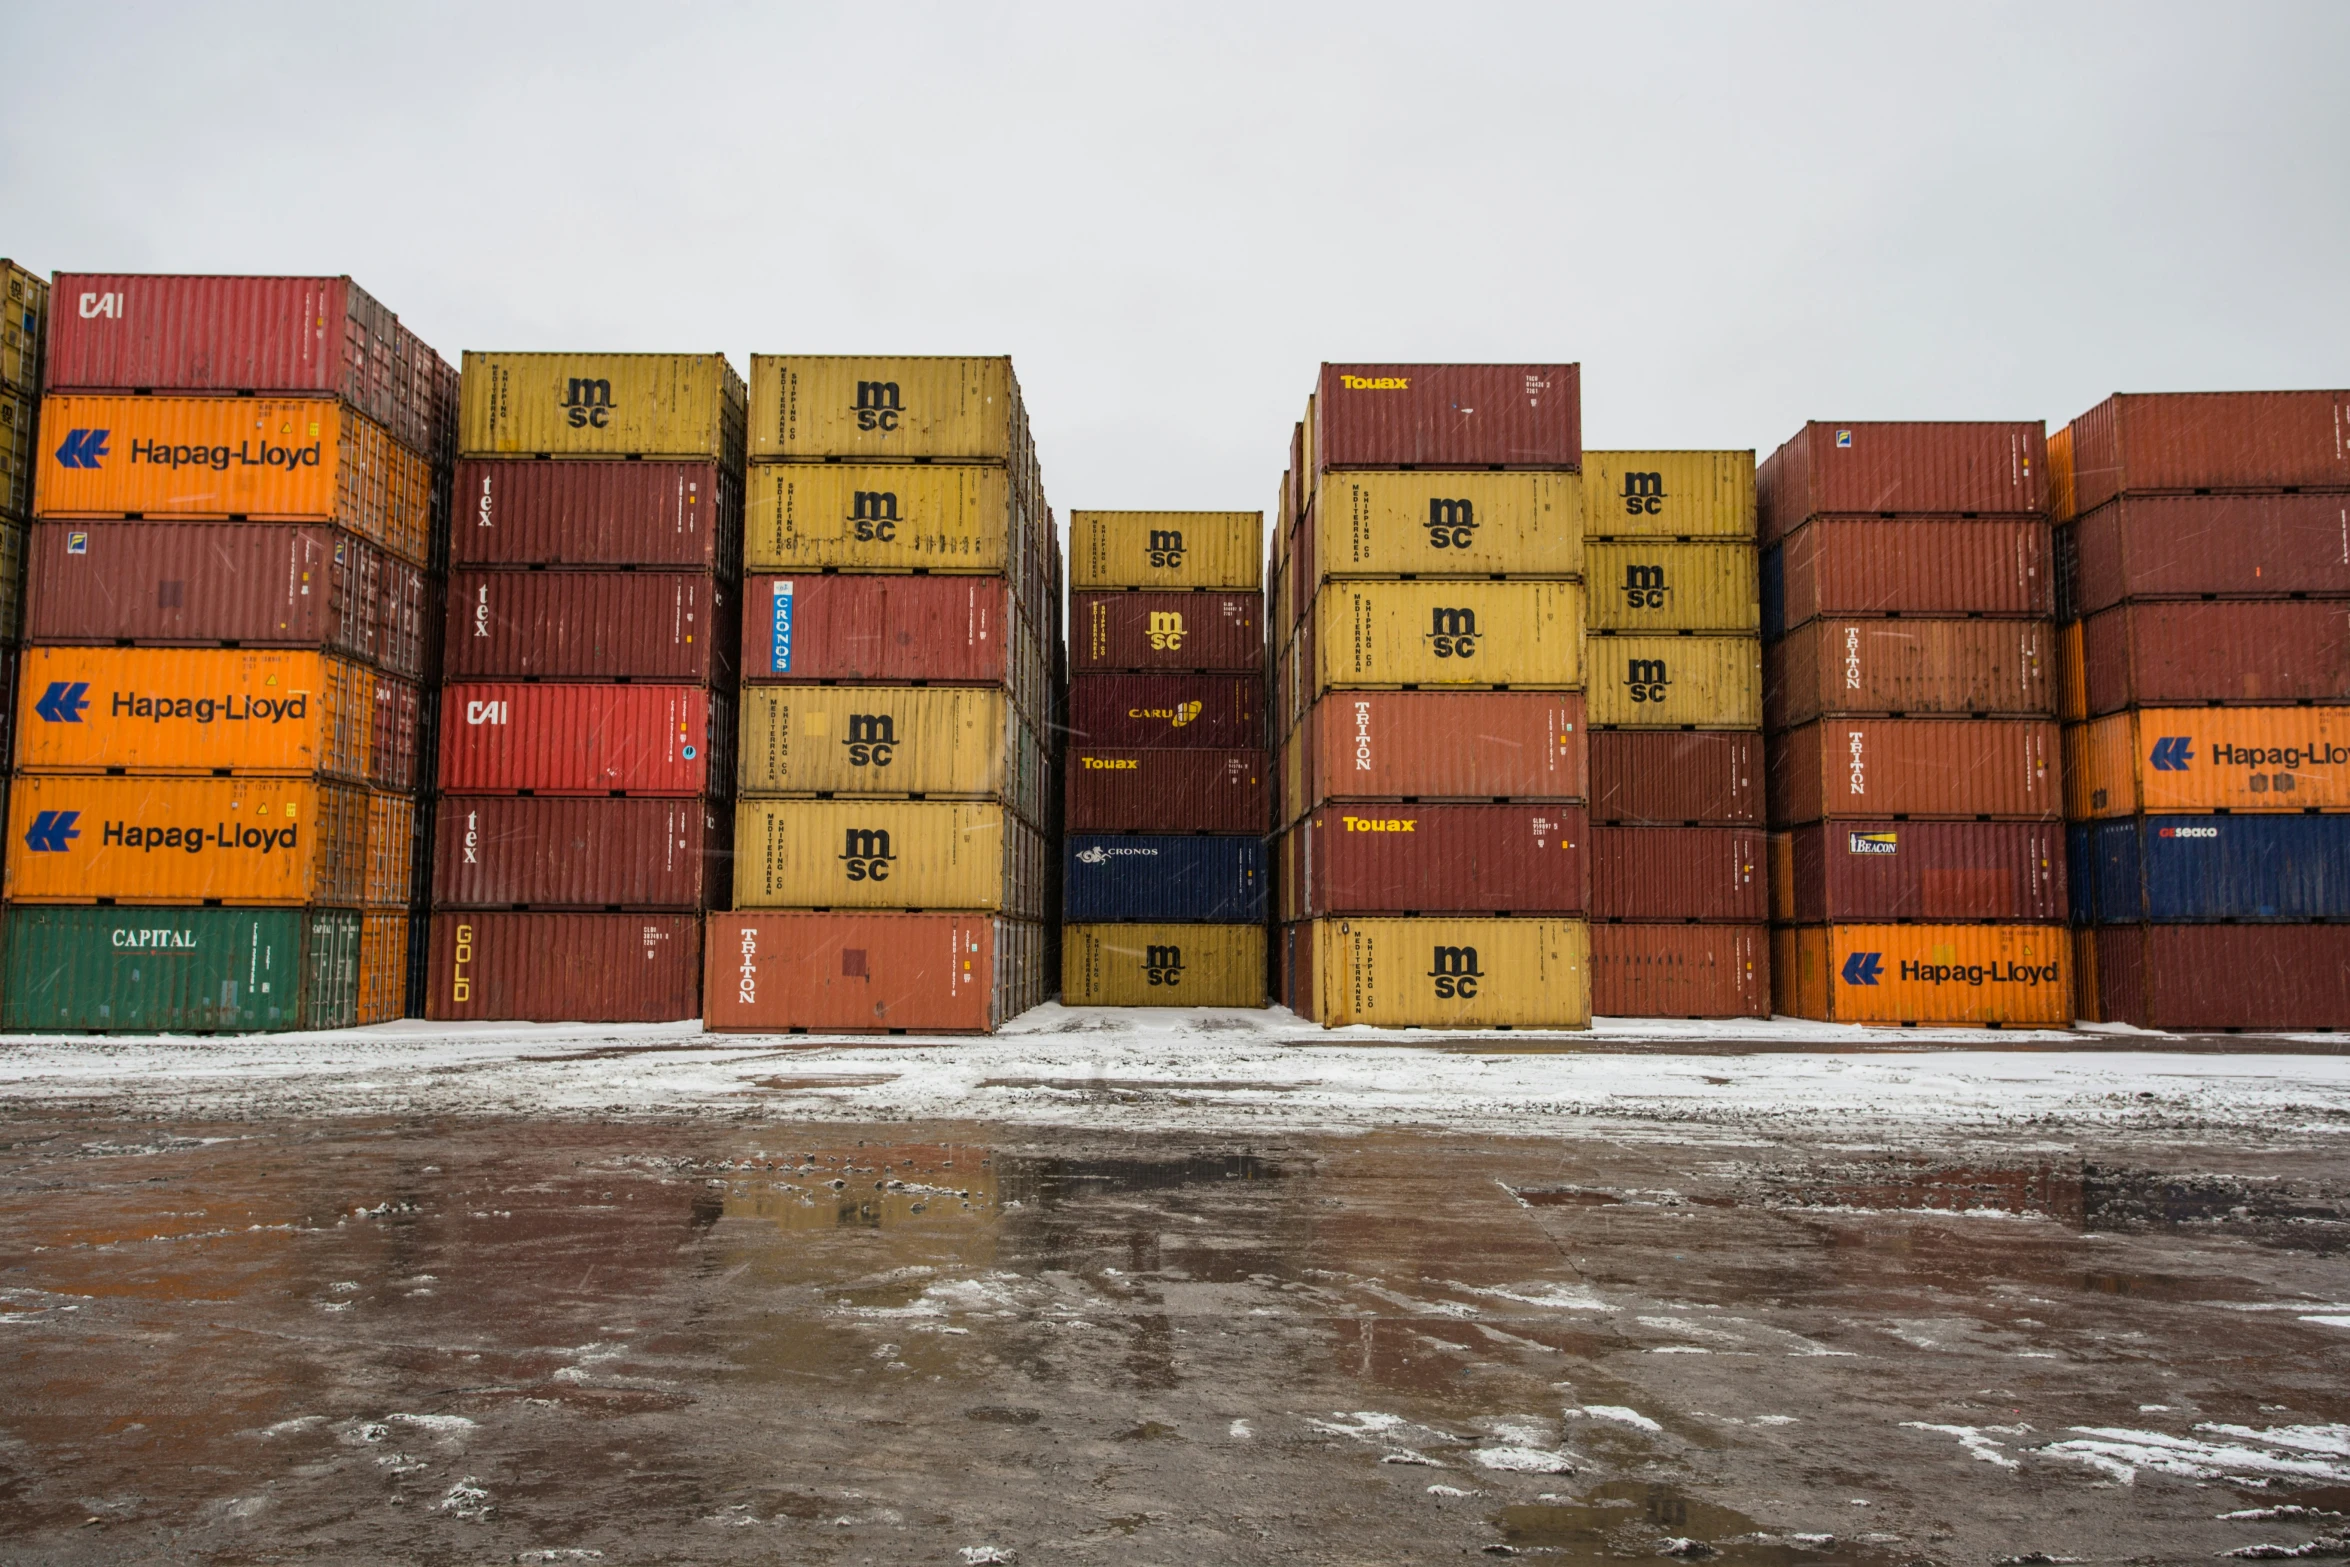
[13, 647, 377, 779]
[2063, 706, 2350, 818]
[4, 774, 378, 906]
[1770, 923, 2072, 1025]
[1768, 718, 2059, 826]
[359, 911, 409, 1024]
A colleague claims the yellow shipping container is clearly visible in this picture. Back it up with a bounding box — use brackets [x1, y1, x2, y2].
[733, 800, 1047, 914]
[1062, 923, 1267, 1007]
[459, 352, 747, 460]
[1308, 472, 1583, 578]
[2064, 707, 2350, 818]
[1311, 580, 1584, 689]
[359, 911, 409, 1024]
[1586, 634, 1761, 726]
[0, 389, 34, 519]
[0, 259, 48, 397]
[750, 355, 1019, 462]
[744, 463, 1010, 572]
[1312, 917, 1590, 1029]
[736, 686, 1023, 799]
[1069, 511, 1263, 591]
[4, 775, 375, 906]
[1581, 450, 1756, 538]
[14, 647, 375, 778]
[1770, 924, 2072, 1026]
[1584, 541, 1760, 633]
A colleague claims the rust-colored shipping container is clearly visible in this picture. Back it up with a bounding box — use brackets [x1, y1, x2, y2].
[1294, 804, 1587, 916]
[1589, 826, 1764, 922]
[1771, 923, 2071, 1025]
[432, 796, 728, 909]
[443, 570, 734, 685]
[2080, 600, 2350, 714]
[1768, 718, 2060, 825]
[1071, 591, 1263, 673]
[2063, 391, 2350, 517]
[451, 459, 738, 570]
[1294, 691, 1586, 812]
[739, 573, 1030, 689]
[1588, 730, 1760, 824]
[424, 912, 703, 1022]
[367, 674, 420, 794]
[706, 913, 1047, 1033]
[2065, 493, 2350, 613]
[1065, 748, 1268, 834]
[2084, 923, 2350, 1031]
[1765, 619, 2054, 728]
[1773, 820, 2065, 924]
[437, 684, 728, 796]
[1065, 674, 1263, 749]
[22, 520, 428, 681]
[1590, 924, 1767, 1019]
[1315, 363, 1581, 470]
[358, 911, 409, 1025]
[1757, 421, 2047, 544]
[1766, 517, 2053, 630]
[2064, 706, 2350, 817]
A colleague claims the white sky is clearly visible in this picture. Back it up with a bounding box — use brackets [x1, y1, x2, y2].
[5, 2, 2344, 514]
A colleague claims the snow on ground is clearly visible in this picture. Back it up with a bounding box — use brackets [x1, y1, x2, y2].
[2, 1004, 2347, 1136]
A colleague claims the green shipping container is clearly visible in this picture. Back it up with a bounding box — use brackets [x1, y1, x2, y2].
[3, 906, 363, 1033]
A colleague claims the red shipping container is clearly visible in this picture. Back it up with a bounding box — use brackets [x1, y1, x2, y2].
[453, 458, 738, 570]
[444, 569, 735, 684]
[1590, 826, 1765, 922]
[1316, 363, 1581, 470]
[705, 912, 1018, 1033]
[1777, 820, 2065, 923]
[1295, 803, 1587, 916]
[1589, 730, 1761, 824]
[1767, 718, 2060, 826]
[2065, 391, 2350, 516]
[1766, 619, 2055, 728]
[1590, 924, 1767, 1019]
[2081, 600, 2350, 714]
[1758, 421, 2047, 544]
[1298, 691, 1587, 804]
[1071, 591, 1264, 673]
[2066, 493, 2350, 614]
[438, 683, 729, 796]
[424, 911, 702, 1022]
[368, 675, 420, 793]
[1067, 674, 1263, 749]
[432, 796, 727, 909]
[2088, 922, 2350, 1031]
[1769, 517, 2052, 627]
[1065, 748, 1268, 833]
[741, 572, 1021, 685]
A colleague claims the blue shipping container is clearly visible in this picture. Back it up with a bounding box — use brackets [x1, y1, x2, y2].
[2082, 814, 2350, 923]
[1064, 834, 1266, 923]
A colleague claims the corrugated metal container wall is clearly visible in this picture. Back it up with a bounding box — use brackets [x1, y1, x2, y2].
[431, 796, 727, 910]
[1063, 835, 1266, 923]
[362, 791, 415, 907]
[459, 352, 746, 459]
[0, 395, 36, 519]
[1764, 518, 2052, 633]
[1, 905, 362, 1033]
[1770, 923, 2071, 1025]
[12, 647, 375, 777]
[1065, 675, 1263, 749]
[736, 686, 1036, 807]
[1315, 364, 1581, 469]
[2064, 707, 2350, 817]
[1297, 803, 1586, 916]
[1306, 472, 1583, 577]
[1072, 591, 1262, 672]
[367, 676, 421, 793]
[2086, 923, 2350, 1030]
[749, 355, 1016, 461]
[0, 521, 23, 640]
[443, 570, 734, 685]
[0, 261, 50, 396]
[746, 463, 1012, 572]
[2079, 601, 2350, 714]
[1769, 718, 2060, 825]
[437, 684, 726, 796]
[1780, 820, 2066, 923]
[1589, 826, 1764, 921]
[1757, 422, 2047, 544]
[2065, 391, 2350, 515]
[1589, 730, 1760, 823]
[1066, 748, 1268, 834]
[1069, 512, 1263, 591]
[4, 775, 372, 905]
[1584, 542, 1759, 633]
[1311, 916, 1591, 1029]
[358, 911, 408, 1025]
[424, 912, 703, 1022]
[1063, 923, 1267, 1007]
[1296, 692, 1586, 806]
[2079, 814, 2350, 922]
[2066, 493, 2350, 612]
[1580, 451, 1756, 538]
[1310, 580, 1583, 688]
[1765, 619, 2054, 728]
[742, 573, 1025, 689]
[1590, 924, 1767, 1019]
[733, 800, 1046, 914]
[706, 912, 1036, 1032]
[1585, 635, 1760, 727]
[453, 459, 738, 570]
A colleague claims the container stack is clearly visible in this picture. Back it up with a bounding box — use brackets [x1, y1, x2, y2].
[1761, 421, 2071, 1026]
[706, 356, 1059, 1034]
[2054, 391, 2350, 1030]
[1270, 364, 1591, 1030]
[1061, 510, 1268, 1006]
[0, 261, 44, 851]
[4, 274, 452, 1031]
[1581, 451, 1768, 1018]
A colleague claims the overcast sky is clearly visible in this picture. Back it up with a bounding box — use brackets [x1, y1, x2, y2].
[5, 2, 2344, 513]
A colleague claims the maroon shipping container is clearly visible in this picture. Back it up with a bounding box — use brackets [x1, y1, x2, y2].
[1770, 517, 2052, 627]
[444, 569, 735, 685]
[1316, 363, 1581, 470]
[1758, 421, 2047, 544]
[21, 520, 429, 681]
[1590, 826, 1765, 922]
[1777, 821, 2065, 923]
[1767, 718, 2060, 826]
[1065, 748, 1268, 833]
[431, 796, 727, 909]
[2066, 493, 2350, 613]
[423, 911, 702, 1022]
[1588, 730, 1760, 825]
[2065, 391, 2350, 516]
[1071, 591, 1264, 673]
[2081, 601, 2350, 715]
[1067, 674, 1263, 750]
[1591, 924, 1768, 1019]
[368, 675, 420, 793]
[1296, 691, 1588, 809]
[741, 573, 1020, 685]
[46, 274, 447, 456]
[1766, 619, 2054, 729]
[452, 459, 739, 571]
[438, 684, 729, 796]
[2087, 922, 2350, 1031]
[1295, 804, 1588, 916]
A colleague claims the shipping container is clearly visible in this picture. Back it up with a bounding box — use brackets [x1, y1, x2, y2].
[1588, 730, 1760, 824]
[2064, 493, 2350, 613]
[0, 260, 49, 397]
[358, 910, 408, 1024]
[1584, 541, 1759, 633]
[1580, 451, 1756, 539]
[0, 392, 35, 518]
[23, 520, 428, 680]
[1774, 820, 2065, 924]
[1071, 590, 1263, 672]
[437, 683, 728, 796]
[1589, 825, 1764, 922]
[2079, 600, 2350, 714]
[1770, 923, 2071, 1025]
[2064, 706, 2350, 817]
[1308, 580, 1583, 689]
[459, 352, 745, 460]
[2057, 619, 2088, 723]
[745, 463, 1014, 572]
[736, 686, 1043, 817]
[2063, 391, 2350, 516]
[1765, 619, 2054, 728]
[3, 774, 375, 905]
[432, 796, 728, 910]
[707, 912, 1047, 1032]
[1294, 803, 1587, 916]
[741, 572, 1041, 715]
[1063, 834, 1266, 923]
[1066, 674, 1264, 749]
[13, 646, 378, 777]
[1315, 364, 1580, 470]
[1590, 924, 1767, 1018]
[0, 643, 15, 764]
[1763, 517, 2052, 634]
[443, 569, 734, 685]
[453, 458, 739, 570]
[1769, 718, 2060, 825]
[1585, 634, 1760, 727]
[1063, 922, 1266, 1007]
[424, 911, 702, 1022]
[1291, 691, 1586, 814]
[2083, 922, 2350, 1030]
[0, 520, 22, 643]
[1, 904, 362, 1033]
[362, 790, 415, 908]
[2073, 814, 2350, 923]
[1308, 916, 1589, 1029]
[1065, 747, 1268, 834]
[1303, 471, 1582, 577]
[750, 355, 1020, 461]
[733, 800, 1047, 914]
[1069, 511, 1262, 591]
[1757, 421, 2047, 544]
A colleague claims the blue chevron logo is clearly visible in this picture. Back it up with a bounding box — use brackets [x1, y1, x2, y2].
[53, 428, 109, 469]
[2149, 735, 2194, 772]
[33, 681, 90, 723]
[23, 811, 81, 853]
[1840, 950, 1884, 987]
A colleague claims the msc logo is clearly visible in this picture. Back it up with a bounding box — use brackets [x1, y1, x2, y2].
[1425, 498, 1478, 549]
[23, 810, 81, 853]
[1144, 944, 1184, 986]
[1427, 607, 1478, 659]
[1148, 529, 1185, 569]
[839, 827, 896, 881]
[850, 489, 899, 541]
[562, 378, 614, 430]
[1147, 611, 1185, 652]
[1619, 471, 1666, 517]
[843, 713, 896, 767]
[854, 380, 902, 432]
[1625, 657, 1671, 704]
[78, 292, 123, 319]
[1840, 951, 1885, 986]
[2149, 736, 2194, 771]
[53, 428, 110, 469]
[34, 682, 91, 723]
[1619, 562, 1669, 610]
[1428, 944, 1481, 1000]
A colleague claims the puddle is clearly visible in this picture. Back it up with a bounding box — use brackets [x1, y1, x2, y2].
[1752, 1159, 2350, 1239]
[1496, 1480, 1876, 1563]
[1517, 1188, 1624, 1208]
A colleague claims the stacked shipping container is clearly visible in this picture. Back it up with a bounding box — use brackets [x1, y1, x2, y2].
[2054, 392, 2350, 1029]
[0, 261, 42, 886]
[4, 275, 452, 1029]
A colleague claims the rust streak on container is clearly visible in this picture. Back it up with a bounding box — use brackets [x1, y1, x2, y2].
[2081, 600, 2350, 714]
[1765, 619, 2054, 728]
[452, 458, 739, 570]
[1066, 674, 1263, 749]
[1071, 591, 1264, 673]
[1589, 826, 1765, 921]
[2065, 493, 2350, 611]
[1316, 363, 1581, 469]
[1296, 803, 1589, 916]
[1587, 730, 1760, 825]
[1769, 518, 2052, 627]
[1758, 421, 2047, 544]
[424, 912, 702, 1022]
[1065, 748, 1268, 834]
[444, 570, 736, 685]
[2064, 391, 2350, 515]
[1591, 924, 1767, 1019]
[1777, 820, 2066, 923]
[430, 796, 728, 909]
[1767, 718, 2060, 825]
[2087, 923, 2350, 1031]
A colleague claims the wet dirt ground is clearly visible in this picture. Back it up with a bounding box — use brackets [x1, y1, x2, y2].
[4, 1107, 2350, 1565]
